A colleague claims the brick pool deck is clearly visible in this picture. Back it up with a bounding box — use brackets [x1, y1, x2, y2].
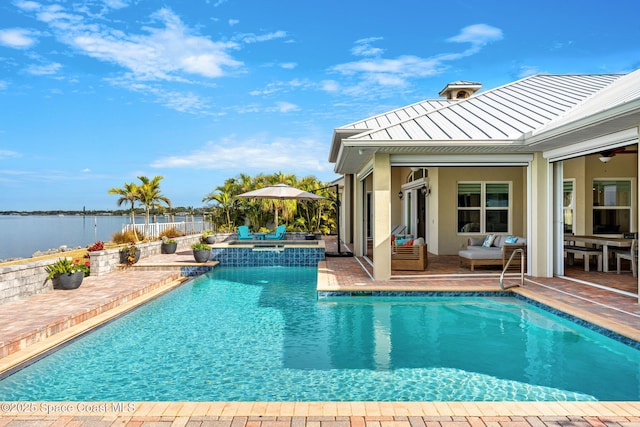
[1, 247, 640, 426]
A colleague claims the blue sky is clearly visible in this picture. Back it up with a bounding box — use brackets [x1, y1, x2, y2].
[1, 0, 639, 210]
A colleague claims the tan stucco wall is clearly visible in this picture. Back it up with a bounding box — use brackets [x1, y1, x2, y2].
[436, 166, 527, 255]
[391, 167, 405, 228]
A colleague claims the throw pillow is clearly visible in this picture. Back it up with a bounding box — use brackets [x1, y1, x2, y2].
[505, 236, 518, 244]
[482, 234, 496, 248]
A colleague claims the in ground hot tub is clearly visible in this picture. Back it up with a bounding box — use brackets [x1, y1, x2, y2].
[211, 240, 325, 266]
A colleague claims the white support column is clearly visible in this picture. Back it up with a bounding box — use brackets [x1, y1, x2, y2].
[354, 174, 364, 257]
[637, 126, 640, 303]
[530, 152, 552, 277]
[553, 161, 565, 276]
[373, 153, 392, 281]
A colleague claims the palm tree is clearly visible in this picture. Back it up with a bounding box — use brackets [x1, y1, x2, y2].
[203, 181, 236, 230]
[108, 182, 140, 241]
[136, 175, 172, 237]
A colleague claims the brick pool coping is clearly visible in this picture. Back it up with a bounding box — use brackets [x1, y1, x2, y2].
[1, 402, 640, 425]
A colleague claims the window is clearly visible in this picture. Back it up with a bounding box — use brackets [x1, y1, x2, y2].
[458, 182, 510, 233]
[563, 180, 574, 234]
[592, 179, 632, 234]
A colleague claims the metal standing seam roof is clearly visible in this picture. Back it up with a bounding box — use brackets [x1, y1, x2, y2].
[347, 74, 623, 143]
[337, 99, 457, 131]
[531, 68, 640, 137]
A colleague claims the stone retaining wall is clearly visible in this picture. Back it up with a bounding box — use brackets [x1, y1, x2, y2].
[0, 235, 203, 304]
[88, 235, 201, 277]
[0, 259, 54, 304]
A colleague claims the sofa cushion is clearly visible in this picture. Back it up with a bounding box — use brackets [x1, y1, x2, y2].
[413, 237, 425, 246]
[482, 234, 496, 247]
[459, 247, 501, 260]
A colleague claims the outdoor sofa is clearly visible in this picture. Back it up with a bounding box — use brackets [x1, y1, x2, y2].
[458, 234, 526, 271]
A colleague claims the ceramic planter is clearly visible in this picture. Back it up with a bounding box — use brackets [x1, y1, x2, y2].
[161, 242, 177, 254]
[120, 249, 141, 265]
[54, 271, 84, 290]
[193, 249, 211, 263]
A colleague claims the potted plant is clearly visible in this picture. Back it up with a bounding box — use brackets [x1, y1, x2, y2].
[161, 236, 178, 254]
[120, 242, 141, 265]
[45, 258, 89, 290]
[202, 230, 216, 244]
[191, 241, 211, 263]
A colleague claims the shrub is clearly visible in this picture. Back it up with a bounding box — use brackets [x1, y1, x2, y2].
[191, 241, 211, 251]
[112, 230, 139, 244]
[159, 226, 184, 239]
[45, 258, 90, 279]
[87, 241, 104, 252]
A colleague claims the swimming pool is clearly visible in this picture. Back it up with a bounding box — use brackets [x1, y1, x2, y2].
[0, 266, 638, 401]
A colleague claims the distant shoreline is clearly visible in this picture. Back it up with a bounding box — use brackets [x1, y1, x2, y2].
[0, 209, 208, 216]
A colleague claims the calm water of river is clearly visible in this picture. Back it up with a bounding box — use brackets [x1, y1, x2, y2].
[0, 215, 190, 260]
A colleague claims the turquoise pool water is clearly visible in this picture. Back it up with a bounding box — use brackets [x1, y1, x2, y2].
[0, 266, 638, 401]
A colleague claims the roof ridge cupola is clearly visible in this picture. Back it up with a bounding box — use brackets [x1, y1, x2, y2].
[438, 80, 482, 99]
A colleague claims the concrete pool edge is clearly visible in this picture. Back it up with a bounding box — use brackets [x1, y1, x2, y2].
[1, 401, 639, 418]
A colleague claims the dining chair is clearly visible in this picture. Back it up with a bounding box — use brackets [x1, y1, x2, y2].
[616, 239, 637, 278]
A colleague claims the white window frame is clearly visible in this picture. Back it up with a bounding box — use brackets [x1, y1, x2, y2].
[457, 181, 512, 235]
[563, 179, 575, 234]
[592, 178, 635, 235]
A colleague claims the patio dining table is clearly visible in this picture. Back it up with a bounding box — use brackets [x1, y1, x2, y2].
[564, 235, 633, 272]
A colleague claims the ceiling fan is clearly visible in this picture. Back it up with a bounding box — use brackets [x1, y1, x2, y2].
[598, 146, 638, 163]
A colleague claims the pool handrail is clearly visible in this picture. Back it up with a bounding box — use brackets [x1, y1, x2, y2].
[500, 248, 525, 290]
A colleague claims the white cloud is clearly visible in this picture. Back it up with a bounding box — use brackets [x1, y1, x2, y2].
[0, 28, 38, 49]
[447, 24, 503, 46]
[280, 62, 297, 69]
[0, 150, 21, 160]
[107, 77, 215, 114]
[272, 101, 299, 113]
[320, 80, 340, 92]
[103, 0, 128, 9]
[351, 37, 384, 57]
[0, 80, 8, 90]
[26, 62, 62, 75]
[14, 1, 40, 12]
[82, 168, 91, 173]
[249, 78, 313, 97]
[228, 19, 239, 26]
[25, 5, 243, 81]
[326, 24, 503, 98]
[517, 65, 543, 78]
[150, 134, 331, 173]
[238, 30, 287, 44]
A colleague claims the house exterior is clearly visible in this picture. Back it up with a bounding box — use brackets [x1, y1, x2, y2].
[328, 70, 640, 297]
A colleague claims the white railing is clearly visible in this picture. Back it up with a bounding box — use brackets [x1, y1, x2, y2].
[123, 220, 210, 239]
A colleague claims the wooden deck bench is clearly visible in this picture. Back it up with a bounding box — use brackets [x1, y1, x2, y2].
[564, 245, 602, 272]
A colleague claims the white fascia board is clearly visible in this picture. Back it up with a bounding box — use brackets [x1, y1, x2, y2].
[343, 139, 524, 148]
[543, 128, 638, 162]
[391, 153, 534, 166]
[527, 98, 640, 146]
[356, 160, 374, 181]
[330, 128, 365, 162]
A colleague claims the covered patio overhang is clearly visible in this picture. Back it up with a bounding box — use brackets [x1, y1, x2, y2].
[333, 138, 531, 175]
